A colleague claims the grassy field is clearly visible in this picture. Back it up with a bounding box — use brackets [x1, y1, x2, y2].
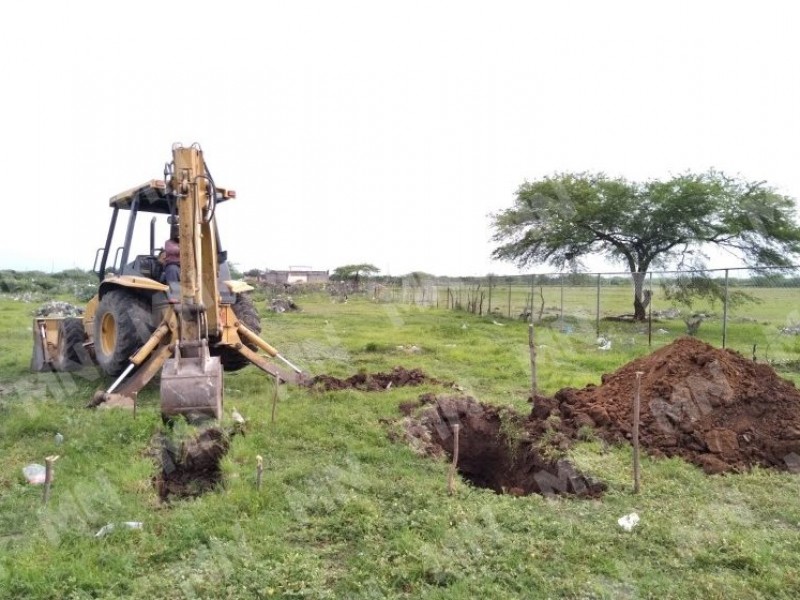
[1, 291, 800, 599]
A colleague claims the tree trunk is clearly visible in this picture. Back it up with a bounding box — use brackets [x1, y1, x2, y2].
[631, 272, 651, 321]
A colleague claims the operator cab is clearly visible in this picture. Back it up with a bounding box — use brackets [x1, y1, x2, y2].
[92, 179, 238, 302]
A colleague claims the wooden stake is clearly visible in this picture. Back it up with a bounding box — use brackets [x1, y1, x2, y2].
[256, 455, 264, 490]
[448, 424, 460, 495]
[633, 371, 643, 494]
[43, 455, 59, 505]
[271, 374, 279, 424]
[528, 324, 537, 396]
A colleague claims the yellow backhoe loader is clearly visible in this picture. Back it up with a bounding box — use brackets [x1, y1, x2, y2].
[31, 143, 306, 420]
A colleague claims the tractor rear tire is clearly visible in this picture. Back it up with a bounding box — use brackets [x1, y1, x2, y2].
[54, 318, 90, 371]
[220, 293, 262, 372]
[93, 290, 155, 377]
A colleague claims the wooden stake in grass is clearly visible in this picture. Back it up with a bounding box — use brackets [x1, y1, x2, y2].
[633, 371, 643, 494]
[43, 455, 59, 505]
[256, 455, 264, 491]
[528, 323, 538, 397]
[448, 424, 460, 496]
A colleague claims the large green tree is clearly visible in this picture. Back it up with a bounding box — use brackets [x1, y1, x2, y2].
[491, 171, 800, 320]
[331, 263, 380, 285]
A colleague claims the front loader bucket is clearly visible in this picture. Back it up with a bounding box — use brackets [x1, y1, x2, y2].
[160, 355, 223, 422]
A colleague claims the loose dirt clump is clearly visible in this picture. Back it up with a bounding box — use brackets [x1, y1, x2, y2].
[307, 366, 437, 392]
[152, 426, 231, 501]
[396, 394, 606, 497]
[269, 297, 300, 313]
[551, 337, 800, 474]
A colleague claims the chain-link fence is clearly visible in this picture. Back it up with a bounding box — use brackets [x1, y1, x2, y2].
[378, 267, 800, 370]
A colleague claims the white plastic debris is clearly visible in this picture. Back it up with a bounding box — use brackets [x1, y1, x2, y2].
[617, 513, 640, 531]
[95, 522, 144, 538]
[22, 464, 46, 485]
[55, 433, 64, 445]
[597, 336, 612, 351]
[231, 408, 246, 425]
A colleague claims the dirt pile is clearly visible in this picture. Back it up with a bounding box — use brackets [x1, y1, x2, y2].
[395, 394, 606, 498]
[550, 337, 800, 474]
[307, 366, 437, 392]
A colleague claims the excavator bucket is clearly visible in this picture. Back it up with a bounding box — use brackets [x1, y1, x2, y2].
[160, 354, 223, 422]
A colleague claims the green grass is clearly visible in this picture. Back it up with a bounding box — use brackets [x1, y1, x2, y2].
[1, 292, 799, 599]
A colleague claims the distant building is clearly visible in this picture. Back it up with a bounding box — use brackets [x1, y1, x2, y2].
[261, 267, 329, 285]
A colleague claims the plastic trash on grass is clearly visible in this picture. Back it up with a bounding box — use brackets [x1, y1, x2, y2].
[95, 522, 144, 538]
[617, 512, 640, 531]
[22, 464, 46, 485]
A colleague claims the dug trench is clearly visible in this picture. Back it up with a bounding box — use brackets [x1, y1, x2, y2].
[151, 425, 240, 501]
[305, 366, 445, 392]
[396, 394, 607, 498]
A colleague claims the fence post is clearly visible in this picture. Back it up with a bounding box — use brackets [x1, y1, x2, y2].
[487, 275, 493, 315]
[722, 268, 729, 349]
[530, 274, 535, 322]
[595, 273, 601, 337]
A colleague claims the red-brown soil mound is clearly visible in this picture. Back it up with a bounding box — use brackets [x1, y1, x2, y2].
[550, 337, 800, 474]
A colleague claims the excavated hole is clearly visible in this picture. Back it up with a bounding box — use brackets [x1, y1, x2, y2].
[151, 426, 230, 501]
[404, 395, 605, 498]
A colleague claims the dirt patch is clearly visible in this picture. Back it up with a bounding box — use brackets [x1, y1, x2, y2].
[550, 337, 800, 474]
[152, 427, 231, 501]
[396, 394, 606, 497]
[307, 366, 439, 392]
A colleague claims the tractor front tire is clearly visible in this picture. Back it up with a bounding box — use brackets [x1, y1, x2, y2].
[220, 293, 262, 372]
[93, 290, 155, 377]
[54, 317, 90, 372]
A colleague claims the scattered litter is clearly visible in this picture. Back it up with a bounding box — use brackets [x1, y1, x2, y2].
[54, 433, 64, 445]
[492, 320, 505, 327]
[386, 381, 393, 390]
[596, 336, 612, 351]
[231, 408, 246, 425]
[22, 464, 46, 485]
[617, 513, 640, 531]
[461, 323, 468, 330]
[657, 328, 669, 334]
[95, 522, 144, 538]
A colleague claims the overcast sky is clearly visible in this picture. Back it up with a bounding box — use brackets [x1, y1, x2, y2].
[1, 1, 798, 276]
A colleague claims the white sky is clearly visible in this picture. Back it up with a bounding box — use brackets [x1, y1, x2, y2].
[1, 1, 798, 276]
